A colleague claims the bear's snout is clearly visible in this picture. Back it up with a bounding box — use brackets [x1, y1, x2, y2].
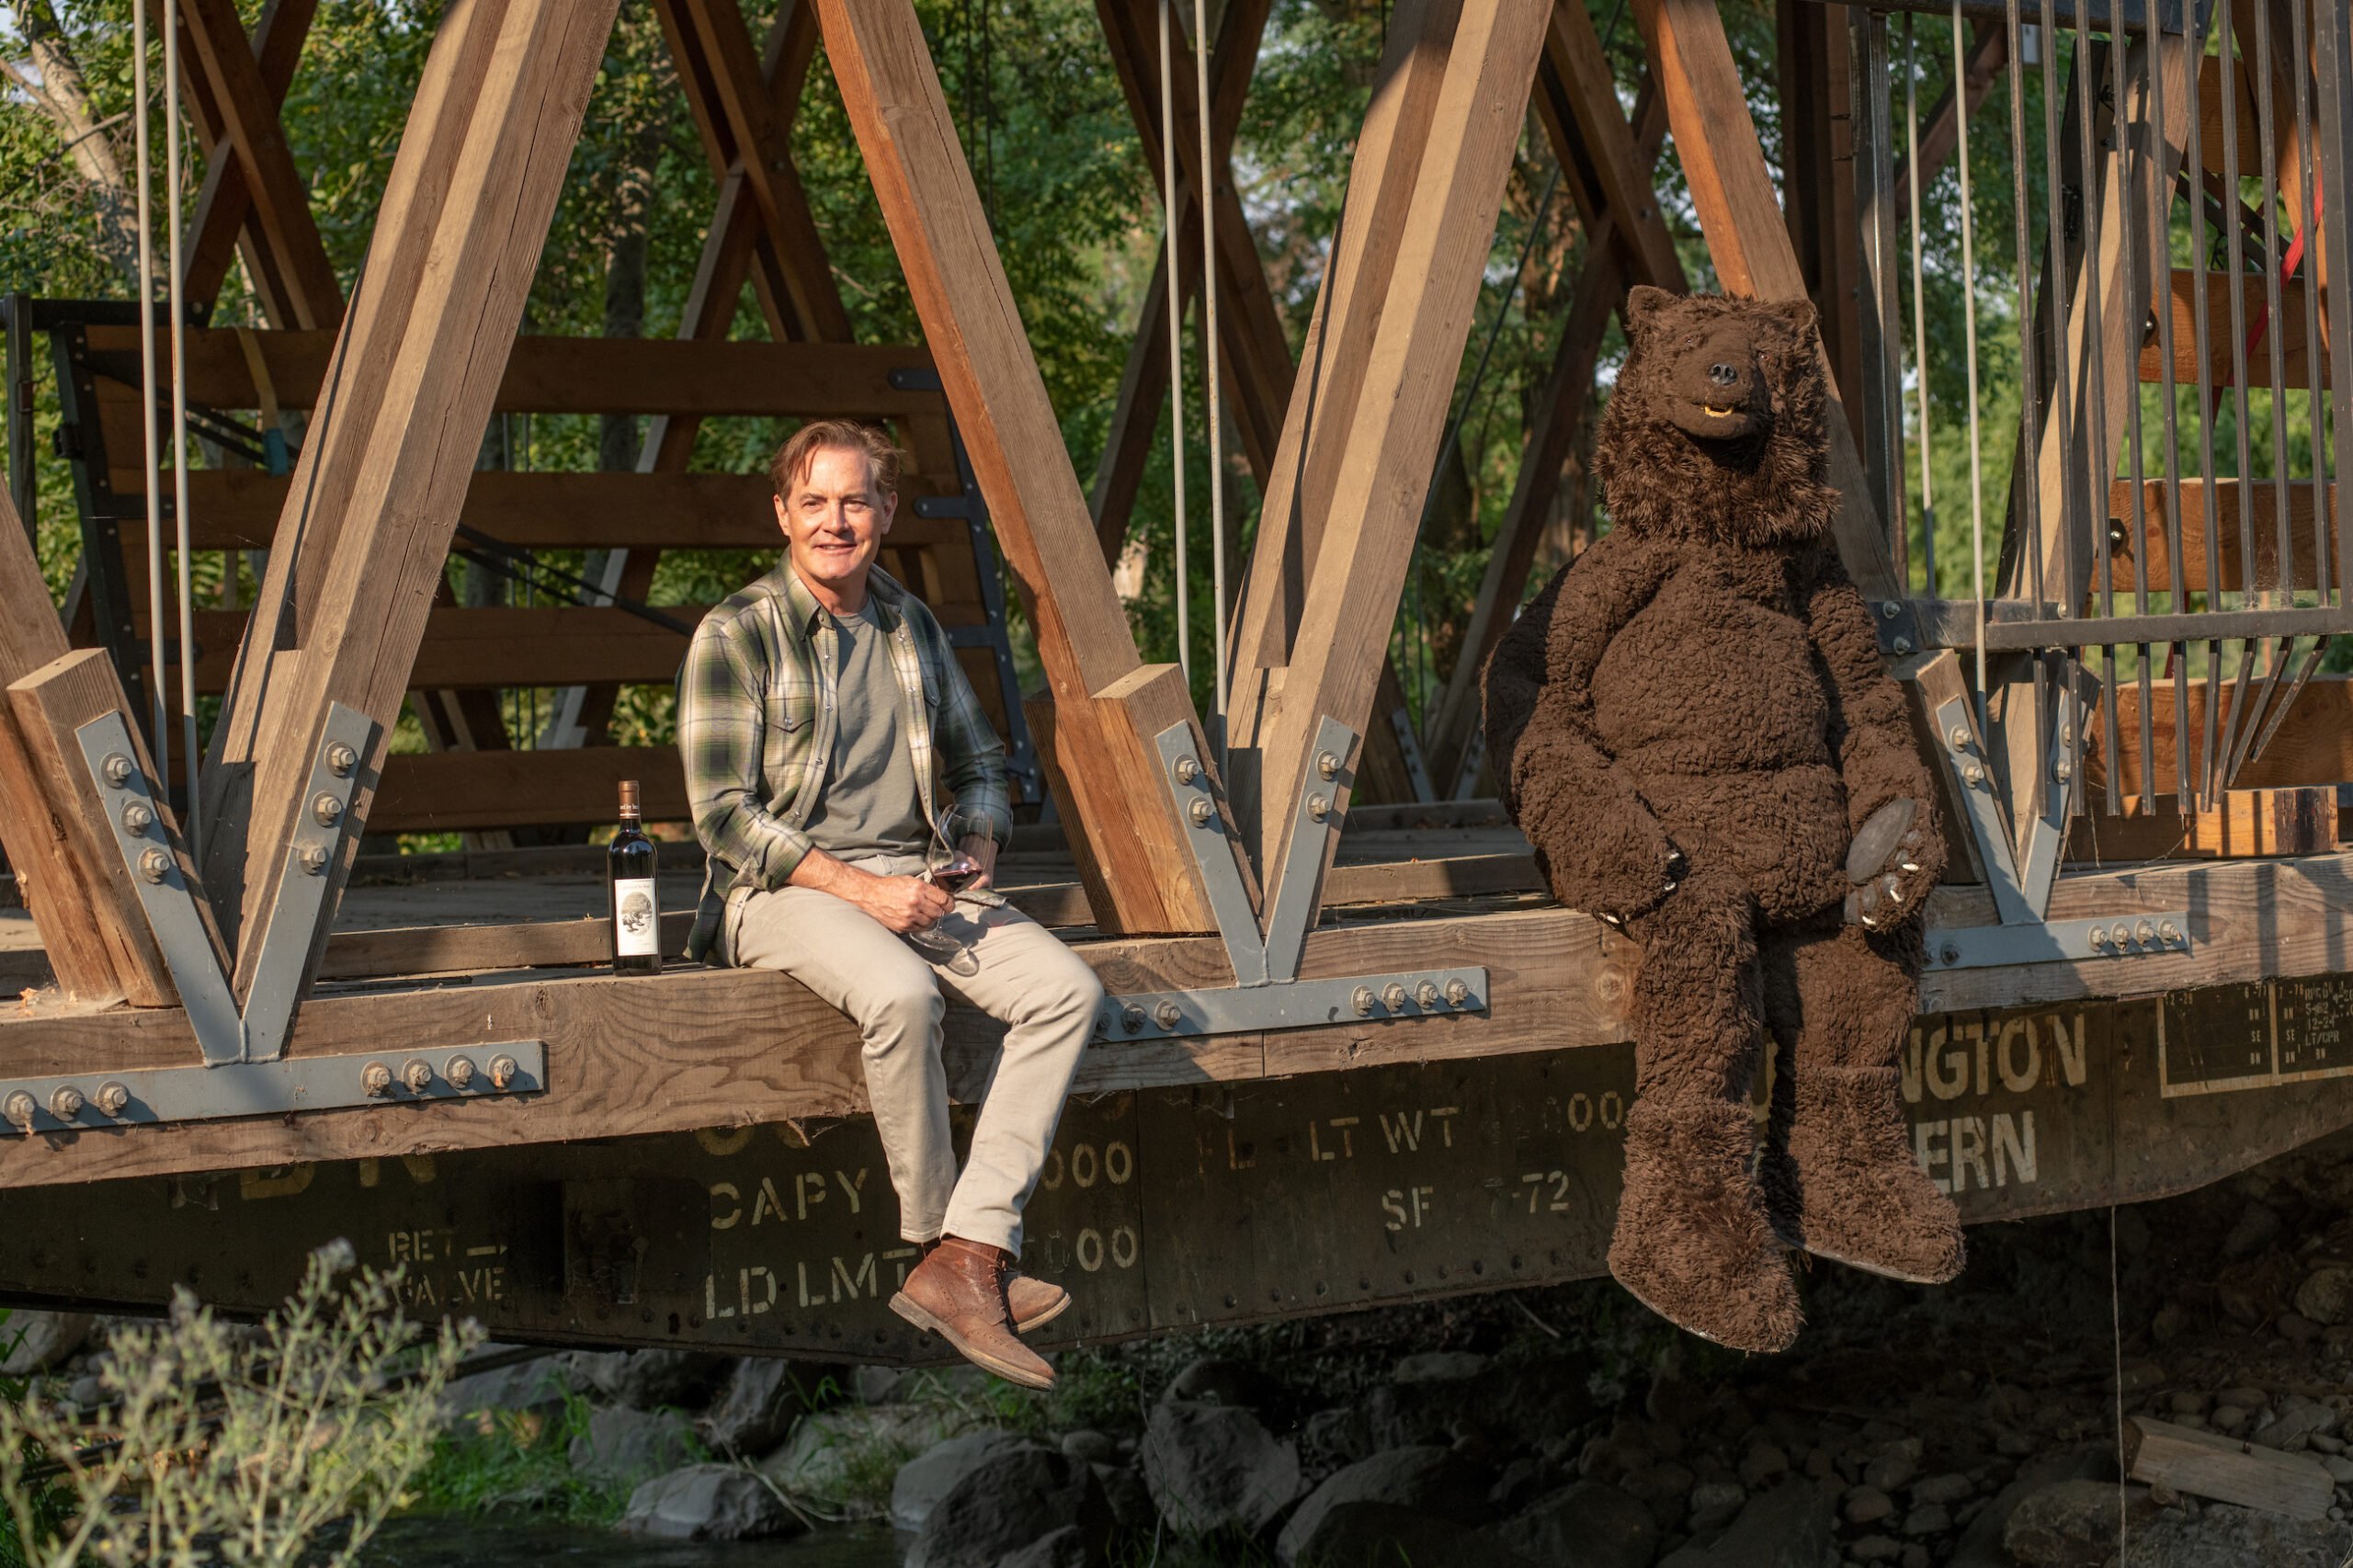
[1659, 320, 1769, 441]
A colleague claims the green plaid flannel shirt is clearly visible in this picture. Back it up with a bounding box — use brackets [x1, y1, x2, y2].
[677, 562, 1010, 963]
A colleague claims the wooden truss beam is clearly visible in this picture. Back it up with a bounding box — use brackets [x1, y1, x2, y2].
[1632, 0, 1897, 600]
[168, 0, 343, 330]
[817, 0, 1218, 934]
[201, 0, 622, 988]
[1246, 0, 1552, 916]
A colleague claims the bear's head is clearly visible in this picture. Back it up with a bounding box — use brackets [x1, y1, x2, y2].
[1592, 287, 1838, 551]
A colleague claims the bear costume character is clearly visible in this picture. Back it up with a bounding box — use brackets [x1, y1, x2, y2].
[1482, 287, 1963, 1353]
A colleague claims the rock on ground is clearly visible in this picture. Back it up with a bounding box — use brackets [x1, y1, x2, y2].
[997, 1525, 1091, 1568]
[1276, 1446, 1486, 1563]
[2003, 1480, 2157, 1567]
[891, 1429, 1028, 1534]
[438, 1351, 568, 1426]
[759, 1403, 972, 1497]
[1657, 1477, 1836, 1568]
[1140, 1399, 1301, 1537]
[567, 1404, 696, 1483]
[618, 1463, 802, 1540]
[1293, 1502, 1533, 1568]
[0, 1312, 93, 1375]
[570, 1349, 733, 1412]
[697, 1358, 810, 1458]
[2110, 1502, 2353, 1567]
[1486, 1481, 1658, 1568]
[904, 1445, 1112, 1568]
[1950, 1448, 2117, 1568]
[1356, 1348, 1595, 1456]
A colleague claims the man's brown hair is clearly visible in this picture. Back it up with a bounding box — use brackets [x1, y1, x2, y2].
[769, 419, 904, 501]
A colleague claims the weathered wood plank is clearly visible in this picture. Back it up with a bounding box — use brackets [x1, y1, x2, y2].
[2143, 270, 2325, 389]
[2106, 479, 2337, 594]
[1550, 0, 1680, 296]
[369, 747, 691, 834]
[175, 0, 324, 325]
[2092, 674, 2353, 796]
[2124, 1416, 2334, 1519]
[818, 0, 1212, 934]
[1252, 0, 1552, 906]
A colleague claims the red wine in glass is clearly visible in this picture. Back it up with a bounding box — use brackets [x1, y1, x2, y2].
[929, 856, 984, 895]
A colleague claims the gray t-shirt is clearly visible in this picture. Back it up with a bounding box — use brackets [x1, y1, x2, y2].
[801, 601, 928, 861]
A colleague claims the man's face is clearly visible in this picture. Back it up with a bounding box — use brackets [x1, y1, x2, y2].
[776, 445, 896, 598]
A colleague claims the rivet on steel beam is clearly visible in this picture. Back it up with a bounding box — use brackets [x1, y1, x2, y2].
[1307, 794, 1330, 822]
[1316, 751, 1338, 781]
[1188, 798, 1214, 826]
[120, 801, 153, 835]
[1881, 601, 1902, 619]
[138, 847, 171, 883]
[325, 742, 358, 778]
[1381, 983, 1408, 1012]
[1121, 1005, 1146, 1035]
[47, 1085, 82, 1120]
[300, 845, 329, 876]
[360, 1062, 392, 1096]
[2158, 920, 2181, 944]
[488, 1055, 518, 1090]
[93, 1082, 129, 1117]
[1892, 637, 1914, 655]
[1153, 1001, 1182, 1030]
[100, 753, 132, 788]
[1444, 979, 1471, 1006]
[401, 1059, 433, 1094]
[4, 1092, 32, 1130]
[1173, 756, 1200, 785]
[1416, 982, 1441, 1008]
[312, 792, 344, 828]
[1352, 986, 1375, 1017]
[445, 1056, 476, 1090]
[1939, 941, 1960, 966]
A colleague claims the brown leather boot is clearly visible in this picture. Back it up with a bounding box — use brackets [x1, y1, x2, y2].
[917, 1240, 1069, 1334]
[892, 1237, 1055, 1389]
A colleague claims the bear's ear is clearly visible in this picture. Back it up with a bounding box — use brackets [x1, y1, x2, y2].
[1624, 285, 1674, 340]
[1770, 296, 1820, 335]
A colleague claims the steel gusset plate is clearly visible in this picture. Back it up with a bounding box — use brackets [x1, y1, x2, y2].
[1924, 914, 2191, 970]
[1092, 967, 1490, 1043]
[0, 1041, 548, 1137]
[244, 701, 376, 1061]
[1266, 716, 1359, 983]
[1151, 722, 1266, 984]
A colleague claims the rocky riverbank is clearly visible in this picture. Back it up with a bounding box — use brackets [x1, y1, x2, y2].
[17, 1128, 2353, 1567]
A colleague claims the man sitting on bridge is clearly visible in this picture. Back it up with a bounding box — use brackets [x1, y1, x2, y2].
[677, 419, 1103, 1390]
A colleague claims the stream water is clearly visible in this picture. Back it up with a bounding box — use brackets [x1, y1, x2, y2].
[358, 1516, 902, 1568]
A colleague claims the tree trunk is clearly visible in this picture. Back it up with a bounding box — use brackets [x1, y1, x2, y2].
[7, 0, 142, 284]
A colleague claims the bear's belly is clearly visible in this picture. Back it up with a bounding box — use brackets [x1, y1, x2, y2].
[1641, 766, 1852, 923]
[1591, 569, 1833, 777]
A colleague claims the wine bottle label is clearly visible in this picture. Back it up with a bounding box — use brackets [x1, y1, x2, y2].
[613, 877, 660, 957]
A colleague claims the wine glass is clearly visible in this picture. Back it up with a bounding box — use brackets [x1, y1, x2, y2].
[904, 803, 994, 975]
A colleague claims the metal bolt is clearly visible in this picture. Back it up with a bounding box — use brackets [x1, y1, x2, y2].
[1307, 793, 1330, 823]
[1153, 1000, 1182, 1030]
[1381, 983, 1409, 1012]
[1881, 601, 1902, 619]
[360, 1062, 392, 1096]
[402, 1059, 434, 1094]
[488, 1054, 518, 1090]
[138, 847, 171, 883]
[4, 1092, 33, 1130]
[1188, 797, 1214, 826]
[312, 792, 344, 828]
[48, 1085, 82, 1120]
[1961, 761, 1987, 787]
[1444, 979, 1471, 1006]
[2110, 921, 2132, 949]
[1416, 982, 1441, 1008]
[1121, 1005, 1146, 1035]
[325, 742, 358, 778]
[1316, 751, 1339, 781]
[2088, 926, 2110, 950]
[120, 801, 154, 835]
[445, 1056, 476, 1090]
[1892, 637, 1914, 655]
[1352, 985, 1376, 1017]
[93, 1082, 129, 1117]
[2158, 920, 2181, 944]
[2053, 757, 2074, 783]
[1947, 726, 1972, 753]
[2135, 919, 2156, 947]
[1173, 756, 1200, 785]
[1940, 941, 1961, 965]
[300, 845, 329, 876]
[100, 753, 132, 789]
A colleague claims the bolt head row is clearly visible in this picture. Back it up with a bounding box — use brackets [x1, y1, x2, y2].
[363, 1054, 509, 1095]
[0, 1082, 128, 1128]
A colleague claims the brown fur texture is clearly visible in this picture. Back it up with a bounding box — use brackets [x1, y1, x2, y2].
[1483, 289, 1961, 1346]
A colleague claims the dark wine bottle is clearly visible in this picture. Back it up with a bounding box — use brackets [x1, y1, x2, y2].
[608, 779, 661, 975]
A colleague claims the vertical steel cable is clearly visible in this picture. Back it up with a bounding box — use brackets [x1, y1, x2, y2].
[165, 0, 200, 858]
[1195, 0, 1225, 756]
[1160, 0, 1188, 687]
[134, 0, 167, 775]
[1953, 1, 1990, 716]
[2006, 0, 2047, 820]
[1904, 15, 1937, 597]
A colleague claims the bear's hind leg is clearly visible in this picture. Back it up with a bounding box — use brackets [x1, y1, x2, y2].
[1756, 923, 1963, 1283]
[1611, 866, 1802, 1353]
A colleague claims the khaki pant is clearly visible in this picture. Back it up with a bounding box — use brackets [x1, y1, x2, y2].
[732, 857, 1103, 1256]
